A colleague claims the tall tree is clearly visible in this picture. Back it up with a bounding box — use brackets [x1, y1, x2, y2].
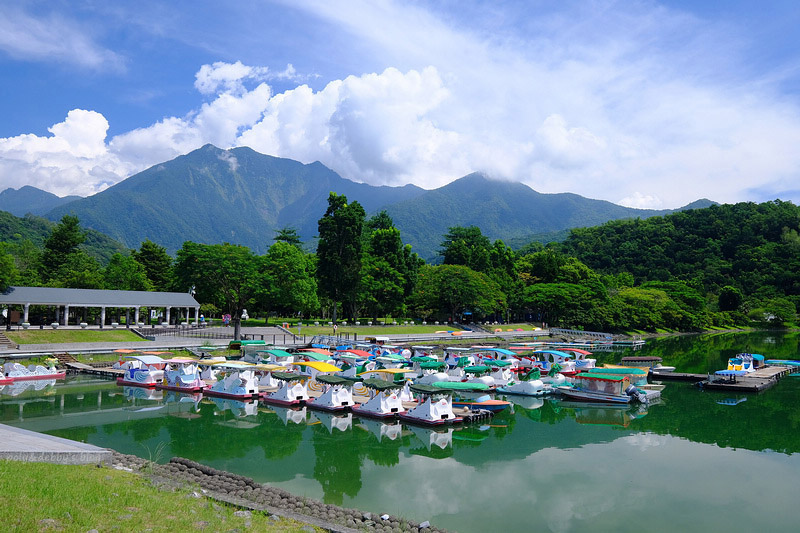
[273, 227, 303, 248]
[0, 244, 18, 291]
[40, 215, 85, 281]
[173, 242, 262, 340]
[410, 264, 505, 322]
[316, 193, 365, 323]
[132, 240, 172, 291]
[261, 241, 319, 318]
[440, 226, 491, 272]
[104, 253, 152, 291]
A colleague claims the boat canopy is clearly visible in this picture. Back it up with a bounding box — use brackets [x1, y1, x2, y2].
[125, 355, 165, 366]
[483, 359, 513, 367]
[430, 381, 490, 391]
[559, 348, 593, 355]
[410, 384, 453, 396]
[592, 368, 647, 375]
[464, 365, 490, 374]
[293, 361, 341, 373]
[162, 357, 199, 364]
[575, 373, 626, 382]
[260, 349, 294, 358]
[358, 368, 415, 375]
[212, 361, 254, 369]
[410, 356, 436, 363]
[338, 349, 373, 359]
[304, 348, 332, 355]
[141, 351, 171, 355]
[252, 364, 284, 372]
[114, 349, 139, 354]
[419, 361, 446, 370]
[315, 375, 352, 386]
[483, 348, 516, 356]
[295, 351, 330, 361]
[362, 378, 403, 391]
[270, 371, 309, 381]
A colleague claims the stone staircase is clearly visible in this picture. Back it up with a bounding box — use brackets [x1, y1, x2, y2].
[53, 352, 78, 365]
[0, 332, 17, 350]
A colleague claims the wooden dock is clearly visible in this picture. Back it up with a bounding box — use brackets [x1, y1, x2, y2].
[650, 371, 706, 382]
[697, 365, 793, 393]
[64, 362, 124, 379]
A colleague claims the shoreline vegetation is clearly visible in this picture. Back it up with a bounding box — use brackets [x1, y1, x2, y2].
[0, 453, 448, 533]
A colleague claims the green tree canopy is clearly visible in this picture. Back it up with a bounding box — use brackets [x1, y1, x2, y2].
[410, 264, 505, 321]
[173, 242, 262, 339]
[104, 253, 152, 291]
[316, 193, 365, 322]
[132, 240, 172, 291]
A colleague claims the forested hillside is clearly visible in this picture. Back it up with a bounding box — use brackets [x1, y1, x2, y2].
[559, 200, 800, 303]
[0, 211, 129, 264]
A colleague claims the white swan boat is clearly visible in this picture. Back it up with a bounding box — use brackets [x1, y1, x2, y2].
[3, 361, 66, 382]
[157, 358, 205, 392]
[205, 361, 259, 399]
[116, 355, 166, 388]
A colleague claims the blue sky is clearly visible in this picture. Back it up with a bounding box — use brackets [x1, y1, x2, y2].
[1, 0, 799, 208]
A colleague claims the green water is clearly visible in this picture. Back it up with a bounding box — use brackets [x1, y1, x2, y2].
[2, 331, 799, 532]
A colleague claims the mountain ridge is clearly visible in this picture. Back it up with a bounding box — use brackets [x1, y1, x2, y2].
[39, 144, 715, 258]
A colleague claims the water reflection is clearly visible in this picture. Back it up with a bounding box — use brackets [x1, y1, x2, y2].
[0, 331, 798, 532]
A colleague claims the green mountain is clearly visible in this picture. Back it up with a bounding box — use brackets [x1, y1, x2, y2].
[46, 144, 425, 254]
[42, 144, 715, 259]
[0, 211, 129, 265]
[383, 172, 715, 259]
[0, 186, 81, 216]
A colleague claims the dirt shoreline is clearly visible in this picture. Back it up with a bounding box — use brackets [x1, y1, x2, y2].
[111, 451, 448, 533]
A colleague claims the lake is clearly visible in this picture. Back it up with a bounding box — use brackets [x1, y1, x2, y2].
[2, 331, 799, 532]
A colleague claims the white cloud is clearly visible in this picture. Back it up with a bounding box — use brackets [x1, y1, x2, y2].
[0, 7, 123, 70]
[0, 110, 129, 197]
[3, 2, 800, 208]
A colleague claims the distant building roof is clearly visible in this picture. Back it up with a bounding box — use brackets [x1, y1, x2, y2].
[0, 286, 199, 307]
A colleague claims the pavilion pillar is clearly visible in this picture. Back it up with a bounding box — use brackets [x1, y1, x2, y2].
[63, 305, 70, 326]
[125, 308, 130, 328]
[165, 307, 170, 325]
[195, 307, 200, 325]
[55, 306, 60, 324]
[100, 306, 106, 329]
[23, 304, 29, 323]
[134, 306, 140, 325]
[185, 307, 189, 325]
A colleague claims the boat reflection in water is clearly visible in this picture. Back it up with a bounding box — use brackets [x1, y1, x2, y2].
[1, 379, 57, 397]
[123, 386, 202, 418]
[407, 424, 453, 451]
[358, 418, 403, 442]
[270, 405, 307, 425]
[555, 399, 652, 428]
[311, 410, 352, 433]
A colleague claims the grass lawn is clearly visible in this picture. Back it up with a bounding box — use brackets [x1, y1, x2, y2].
[0, 460, 316, 532]
[6, 329, 146, 344]
[288, 324, 465, 336]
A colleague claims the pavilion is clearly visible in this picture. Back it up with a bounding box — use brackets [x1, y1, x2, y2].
[0, 286, 201, 327]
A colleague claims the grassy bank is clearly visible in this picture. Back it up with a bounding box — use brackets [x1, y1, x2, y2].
[0, 459, 315, 532]
[6, 329, 146, 345]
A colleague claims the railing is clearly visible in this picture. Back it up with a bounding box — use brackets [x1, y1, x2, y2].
[135, 326, 234, 340]
[549, 328, 613, 340]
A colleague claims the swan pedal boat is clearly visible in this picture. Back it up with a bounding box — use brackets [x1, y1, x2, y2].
[116, 355, 165, 388]
[398, 384, 463, 426]
[262, 371, 309, 406]
[204, 361, 260, 399]
[156, 358, 206, 392]
[3, 362, 66, 383]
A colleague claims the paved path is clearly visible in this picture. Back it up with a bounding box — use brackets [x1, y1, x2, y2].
[0, 423, 111, 464]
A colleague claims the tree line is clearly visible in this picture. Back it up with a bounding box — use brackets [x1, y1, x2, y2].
[2, 196, 798, 334]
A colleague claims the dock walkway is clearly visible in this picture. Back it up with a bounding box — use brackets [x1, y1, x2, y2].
[0, 423, 111, 464]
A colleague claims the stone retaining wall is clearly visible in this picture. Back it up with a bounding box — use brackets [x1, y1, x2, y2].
[111, 451, 447, 533]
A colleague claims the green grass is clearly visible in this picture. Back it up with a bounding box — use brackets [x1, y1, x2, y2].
[0, 460, 316, 532]
[5, 329, 146, 344]
[289, 323, 465, 336]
